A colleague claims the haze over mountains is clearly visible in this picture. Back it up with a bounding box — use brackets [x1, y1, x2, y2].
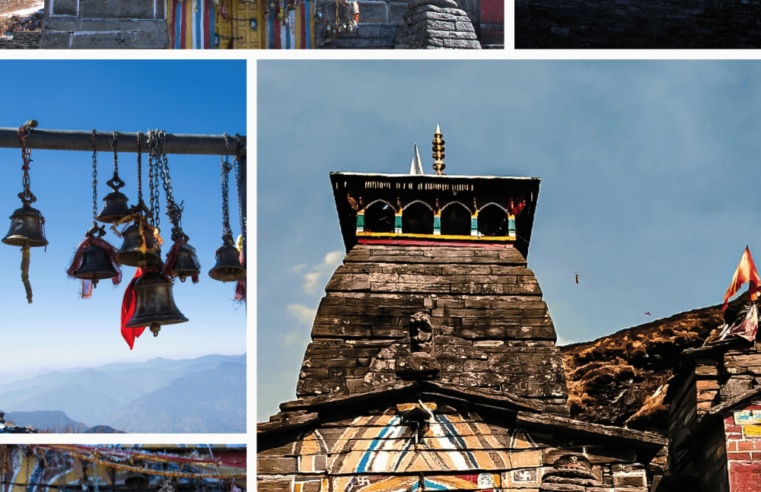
[0, 354, 245, 433]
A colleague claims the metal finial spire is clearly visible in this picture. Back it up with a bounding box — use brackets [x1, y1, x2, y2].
[432, 125, 445, 175]
[409, 143, 424, 175]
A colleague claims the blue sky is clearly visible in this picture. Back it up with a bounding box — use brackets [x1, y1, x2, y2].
[0, 60, 246, 374]
[258, 60, 761, 421]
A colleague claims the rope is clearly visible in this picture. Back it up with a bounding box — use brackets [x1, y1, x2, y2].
[21, 245, 32, 303]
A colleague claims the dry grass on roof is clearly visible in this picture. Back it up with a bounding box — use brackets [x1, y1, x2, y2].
[559, 298, 735, 434]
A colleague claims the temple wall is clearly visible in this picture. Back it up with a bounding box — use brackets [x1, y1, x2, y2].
[259, 404, 652, 492]
[41, 0, 167, 48]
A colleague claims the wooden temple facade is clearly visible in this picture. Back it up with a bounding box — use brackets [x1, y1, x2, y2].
[0, 445, 246, 491]
[39, 0, 495, 48]
[257, 129, 666, 492]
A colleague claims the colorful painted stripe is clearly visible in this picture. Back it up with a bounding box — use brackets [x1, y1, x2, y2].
[168, 0, 214, 48]
[265, 0, 314, 48]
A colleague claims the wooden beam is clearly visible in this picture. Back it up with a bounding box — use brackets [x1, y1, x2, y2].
[515, 411, 667, 448]
[0, 128, 246, 156]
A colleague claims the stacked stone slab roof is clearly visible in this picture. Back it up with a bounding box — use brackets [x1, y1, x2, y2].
[299, 242, 568, 412]
[394, 0, 481, 49]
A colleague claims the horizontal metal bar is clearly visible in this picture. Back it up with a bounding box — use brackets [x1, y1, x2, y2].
[0, 128, 246, 156]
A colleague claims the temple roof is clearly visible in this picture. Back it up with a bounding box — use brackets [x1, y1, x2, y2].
[330, 172, 541, 257]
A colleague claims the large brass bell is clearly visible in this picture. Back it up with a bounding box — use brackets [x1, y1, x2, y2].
[209, 237, 246, 282]
[125, 271, 188, 336]
[115, 222, 161, 268]
[123, 472, 150, 489]
[2, 194, 47, 248]
[75, 243, 118, 287]
[96, 176, 130, 223]
[171, 243, 201, 282]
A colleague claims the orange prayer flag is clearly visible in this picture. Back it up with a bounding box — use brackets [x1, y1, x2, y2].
[723, 246, 761, 311]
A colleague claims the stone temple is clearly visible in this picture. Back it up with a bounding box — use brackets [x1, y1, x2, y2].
[258, 127, 665, 492]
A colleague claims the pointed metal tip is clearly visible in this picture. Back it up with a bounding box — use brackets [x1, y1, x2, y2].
[435, 124, 441, 134]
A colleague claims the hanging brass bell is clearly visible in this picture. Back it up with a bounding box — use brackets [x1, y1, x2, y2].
[96, 189, 129, 223]
[123, 472, 150, 489]
[171, 243, 201, 282]
[209, 238, 246, 282]
[2, 195, 48, 248]
[125, 271, 188, 336]
[115, 222, 162, 268]
[75, 243, 118, 287]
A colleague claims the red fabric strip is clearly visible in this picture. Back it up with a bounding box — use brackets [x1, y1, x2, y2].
[273, 4, 281, 48]
[121, 268, 146, 350]
[180, 0, 188, 49]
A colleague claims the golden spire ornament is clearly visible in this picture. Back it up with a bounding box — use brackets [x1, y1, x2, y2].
[432, 124, 446, 175]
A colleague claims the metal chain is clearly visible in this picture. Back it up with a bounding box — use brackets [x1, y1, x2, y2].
[147, 130, 158, 228]
[233, 134, 244, 238]
[91, 130, 98, 223]
[17, 122, 34, 202]
[158, 134, 185, 241]
[153, 131, 164, 232]
[106, 130, 125, 193]
[221, 134, 232, 238]
[110, 130, 118, 176]
[136, 131, 143, 203]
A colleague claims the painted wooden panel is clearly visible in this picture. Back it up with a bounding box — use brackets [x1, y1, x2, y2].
[167, 0, 263, 48]
[329, 449, 521, 474]
[423, 473, 500, 490]
[234, 0, 262, 48]
[265, 0, 315, 48]
[332, 475, 418, 492]
[167, 0, 216, 48]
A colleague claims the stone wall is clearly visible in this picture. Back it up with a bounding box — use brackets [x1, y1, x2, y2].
[0, 31, 41, 48]
[41, 0, 167, 48]
[314, 0, 480, 47]
[515, 0, 761, 48]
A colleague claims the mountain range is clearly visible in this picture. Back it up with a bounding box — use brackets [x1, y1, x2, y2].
[0, 354, 245, 433]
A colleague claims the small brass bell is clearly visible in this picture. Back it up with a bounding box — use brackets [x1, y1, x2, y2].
[2, 194, 47, 248]
[123, 472, 150, 489]
[170, 243, 201, 282]
[209, 236, 246, 282]
[75, 243, 118, 287]
[125, 271, 188, 336]
[115, 222, 161, 268]
[96, 176, 130, 224]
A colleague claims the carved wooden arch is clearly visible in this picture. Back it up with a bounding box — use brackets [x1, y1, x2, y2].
[440, 201, 472, 236]
[364, 198, 397, 212]
[402, 201, 435, 234]
[441, 200, 473, 214]
[402, 199, 435, 212]
[477, 201, 508, 213]
[364, 199, 397, 233]
[477, 203, 509, 237]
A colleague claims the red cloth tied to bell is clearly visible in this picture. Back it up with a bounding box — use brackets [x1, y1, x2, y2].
[121, 267, 158, 350]
[67, 235, 122, 299]
[163, 237, 199, 284]
[235, 250, 245, 301]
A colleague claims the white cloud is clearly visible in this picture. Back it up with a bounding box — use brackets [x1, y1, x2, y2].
[323, 250, 343, 266]
[288, 263, 307, 274]
[282, 331, 303, 347]
[302, 272, 322, 294]
[298, 250, 345, 294]
[287, 304, 316, 324]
